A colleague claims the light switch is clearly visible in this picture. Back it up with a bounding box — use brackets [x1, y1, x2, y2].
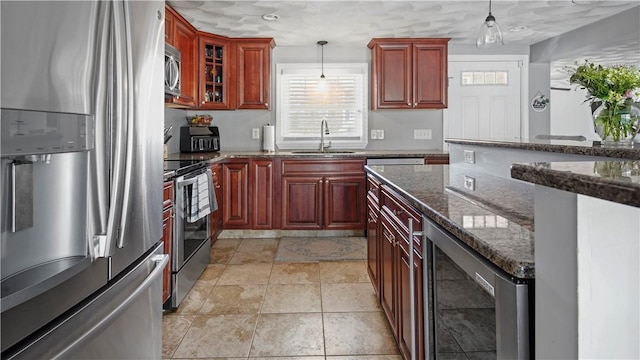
[414, 129, 432, 139]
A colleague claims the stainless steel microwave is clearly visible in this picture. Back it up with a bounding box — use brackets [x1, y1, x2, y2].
[165, 43, 181, 96]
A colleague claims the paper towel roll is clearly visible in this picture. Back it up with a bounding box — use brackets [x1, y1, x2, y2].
[263, 124, 275, 152]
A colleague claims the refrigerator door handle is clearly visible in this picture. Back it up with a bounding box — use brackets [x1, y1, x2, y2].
[115, 0, 135, 250]
[53, 254, 168, 359]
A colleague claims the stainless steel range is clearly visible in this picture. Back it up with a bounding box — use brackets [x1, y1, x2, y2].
[163, 160, 215, 310]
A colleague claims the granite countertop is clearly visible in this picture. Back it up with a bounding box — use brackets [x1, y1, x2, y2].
[511, 160, 640, 208]
[366, 164, 534, 279]
[446, 138, 640, 160]
[165, 149, 448, 162]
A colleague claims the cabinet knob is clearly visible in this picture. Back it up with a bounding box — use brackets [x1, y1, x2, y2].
[407, 102, 411, 106]
[265, 103, 269, 107]
[414, 103, 417, 107]
[202, 101, 205, 104]
[393, 209, 404, 216]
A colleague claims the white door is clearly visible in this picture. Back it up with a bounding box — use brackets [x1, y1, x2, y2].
[444, 57, 526, 149]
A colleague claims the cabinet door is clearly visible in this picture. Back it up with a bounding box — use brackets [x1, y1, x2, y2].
[164, 5, 175, 45]
[371, 42, 412, 110]
[398, 247, 424, 360]
[222, 161, 250, 228]
[251, 159, 273, 229]
[324, 175, 366, 229]
[281, 176, 323, 229]
[162, 207, 173, 303]
[413, 42, 448, 109]
[209, 164, 222, 242]
[367, 201, 380, 297]
[380, 212, 398, 336]
[235, 39, 274, 109]
[199, 35, 235, 109]
[171, 18, 198, 108]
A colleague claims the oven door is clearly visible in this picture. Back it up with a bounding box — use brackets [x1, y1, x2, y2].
[423, 218, 532, 360]
[173, 169, 211, 271]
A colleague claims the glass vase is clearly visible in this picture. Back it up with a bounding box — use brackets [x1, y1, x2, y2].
[592, 101, 640, 146]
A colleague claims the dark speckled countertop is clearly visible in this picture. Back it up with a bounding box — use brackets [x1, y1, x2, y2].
[366, 164, 534, 280]
[165, 149, 448, 162]
[511, 161, 640, 208]
[446, 138, 640, 160]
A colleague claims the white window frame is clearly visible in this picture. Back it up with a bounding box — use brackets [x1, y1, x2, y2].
[275, 63, 368, 150]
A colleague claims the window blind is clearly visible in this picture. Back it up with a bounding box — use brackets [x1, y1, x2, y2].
[276, 63, 368, 149]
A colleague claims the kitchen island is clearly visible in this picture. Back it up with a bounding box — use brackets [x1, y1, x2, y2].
[511, 160, 639, 360]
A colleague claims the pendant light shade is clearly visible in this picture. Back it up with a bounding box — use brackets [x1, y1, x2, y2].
[476, 0, 503, 48]
[317, 40, 328, 90]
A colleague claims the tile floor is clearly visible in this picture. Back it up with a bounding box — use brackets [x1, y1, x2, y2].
[162, 238, 402, 360]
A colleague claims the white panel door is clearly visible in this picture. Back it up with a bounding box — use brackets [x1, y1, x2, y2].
[446, 60, 522, 144]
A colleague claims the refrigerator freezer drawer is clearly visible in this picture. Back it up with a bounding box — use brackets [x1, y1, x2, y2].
[4, 243, 168, 360]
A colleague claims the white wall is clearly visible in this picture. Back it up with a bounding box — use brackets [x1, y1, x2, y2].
[550, 88, 599, 141]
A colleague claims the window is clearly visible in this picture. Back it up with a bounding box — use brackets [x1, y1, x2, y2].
[276, 63, 368, 149]
[461, 71, 508, 85]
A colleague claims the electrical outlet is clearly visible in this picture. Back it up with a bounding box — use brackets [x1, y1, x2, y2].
[414, 129, 432, 140]
[464, 176, 476, 191]
[370, 129, 385, 140]
[464, 150, 475, 164]
[252, 128, 260, 139]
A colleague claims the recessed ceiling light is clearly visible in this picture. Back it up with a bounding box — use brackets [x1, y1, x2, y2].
[261, 13, 279, 21]
[509, 25, 527, 32]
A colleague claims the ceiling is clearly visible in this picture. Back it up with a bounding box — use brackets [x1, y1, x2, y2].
[169, 1, 640, 87]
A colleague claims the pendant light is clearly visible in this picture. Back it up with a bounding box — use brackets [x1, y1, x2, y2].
[317, 40, 328, 90]
[476, 0, 503, 48]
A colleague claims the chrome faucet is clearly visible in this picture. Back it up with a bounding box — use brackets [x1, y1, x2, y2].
[320, 119, 331, 152]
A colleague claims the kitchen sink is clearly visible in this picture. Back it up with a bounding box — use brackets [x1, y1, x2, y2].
[291, 150, 356, 154]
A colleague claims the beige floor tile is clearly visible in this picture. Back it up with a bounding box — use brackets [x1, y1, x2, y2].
[321, 283, 381, 313]
[326, 356, 402, 360]
[324, 312, 399, 356]
[261, 284, 322, 313]
[251, 357, 325, 360]
[162, 314, 195, 358]
[217, 263, 273, 285]
[173, 314, 258, 358]
[228, 248, 276, 264]
[250, 313, 325, 357]
[210, 239, 242, 264]
[175, 284, 214, 315]
[236, 238, 279, 253]
[270, 262, 321, 284]
[197, 264, 227, 285]
[200, 284, 267, 315]
[320, 261, 369, 283]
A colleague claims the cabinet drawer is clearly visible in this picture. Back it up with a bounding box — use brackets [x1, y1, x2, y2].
[282, 159, 365, 176]
[163, 181, 174, 210]
[367, 192, 379, 213]
[381, 185, 422, 249]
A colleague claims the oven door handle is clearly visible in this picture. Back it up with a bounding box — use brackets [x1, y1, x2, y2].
[176, 177, 198, 188]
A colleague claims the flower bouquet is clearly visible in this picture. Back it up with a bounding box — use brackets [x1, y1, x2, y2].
[569, 61, 640, 144]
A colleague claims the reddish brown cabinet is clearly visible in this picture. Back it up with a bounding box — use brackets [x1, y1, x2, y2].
[162, 180, 174, 304]
[368, 38, 449, 110]
[222, 160, 250, 228]
[235, 39, 275, 110]
[198, 34, 234, 109]
[368, 181, 424, 360]
[221, 158, 274, 229]
[281, 159, 366, 230]
[250, 159, 274, 229]
[165, 5, 198, 108]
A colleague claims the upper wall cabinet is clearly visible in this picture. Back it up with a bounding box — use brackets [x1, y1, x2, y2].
[198, 34, 235, 110]
[368, 38, 449, 110]
[235, 39, 275, 110]
[165, 5, 198, 108]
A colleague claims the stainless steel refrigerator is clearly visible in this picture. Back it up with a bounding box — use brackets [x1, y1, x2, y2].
[1, 1, 167, 358]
